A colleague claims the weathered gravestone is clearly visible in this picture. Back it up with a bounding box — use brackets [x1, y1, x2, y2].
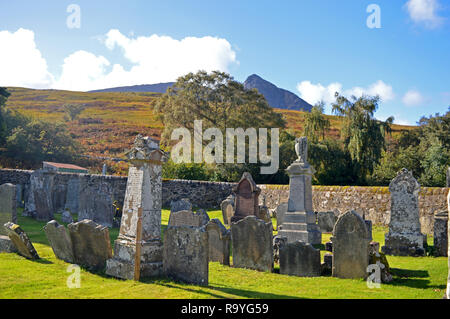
[382, 168, 425, 256]
[78, 179, 115, 228]
[106, 135, 168, 280]
[273, 235, 287, 264]
[170, 198, 192, 214]
[61, 210, 74, 224]
[317, 211, 337, 233]
[331, 210, 370, 279]
[25, 169, 55, 221]
[231, 216, 273, 272]
[205, 219, 230, 265]
[275, 202, 288, 230]
[168, 210, 209, 227]
[163, 226, 209, 286]
[434, 211, 448, 257]
[44, 220, 74, 263]
[0, 235, 17, 253]
[279, 241, 321, 277]
[230, 172, 261, 223]
[220, 195, 235, 225]
[0, 183, 17, 236]
[4, 222, 39, 259]
[68, 219, 112, 271]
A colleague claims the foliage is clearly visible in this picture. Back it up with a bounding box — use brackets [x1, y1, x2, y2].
[303, 101, 330, 143]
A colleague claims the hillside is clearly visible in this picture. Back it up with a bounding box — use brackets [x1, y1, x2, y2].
[89, 82, 174, 94]
[3, 87, 415, 173]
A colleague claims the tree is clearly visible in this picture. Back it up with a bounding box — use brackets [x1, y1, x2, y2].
[332, 93, 394, 184]
[63, 104, 86, 122]
[0, 87, 11, 146]
[303, 101, 330, 143]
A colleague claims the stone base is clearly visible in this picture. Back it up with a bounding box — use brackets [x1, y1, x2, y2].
[105, 238, 163, 280]
[381, 233, 425, 256]
[278, 225, 321, 245]
[0, 235, 18, 253]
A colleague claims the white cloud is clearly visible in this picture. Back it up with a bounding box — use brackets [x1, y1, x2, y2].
[0, 28, 54, 88]
[296, 80, 395, 106]
[405, 0, 444, 28]
[402, 89, 425, 106]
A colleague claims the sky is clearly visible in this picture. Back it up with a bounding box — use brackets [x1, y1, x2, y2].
[0, 0, 449, 125]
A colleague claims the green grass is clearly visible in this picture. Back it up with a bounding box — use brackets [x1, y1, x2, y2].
[0, 210, 447, 299]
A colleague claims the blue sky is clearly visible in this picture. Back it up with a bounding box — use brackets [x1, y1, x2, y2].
[0, 0, 449, 125]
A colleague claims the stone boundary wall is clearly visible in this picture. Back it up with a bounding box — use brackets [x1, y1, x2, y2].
[1, 169, 448, 233]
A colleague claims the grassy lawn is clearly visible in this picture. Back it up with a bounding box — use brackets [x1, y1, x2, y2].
[0, 210, 447, 299]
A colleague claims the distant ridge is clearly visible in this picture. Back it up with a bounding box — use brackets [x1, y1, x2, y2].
[88, 82, 174, 93]
[243, 74, 312, 112]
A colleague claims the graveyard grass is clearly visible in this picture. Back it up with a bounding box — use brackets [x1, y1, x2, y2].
[0, 210, 447, 299]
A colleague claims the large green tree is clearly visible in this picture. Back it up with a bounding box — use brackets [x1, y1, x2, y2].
[303, 101, 331, 143]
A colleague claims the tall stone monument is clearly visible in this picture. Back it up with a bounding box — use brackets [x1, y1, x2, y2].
[382, 168, 425, 256]
[106, 135, 168, 280]
[278, 137, 321, 244]
[230, 172, 261, 223]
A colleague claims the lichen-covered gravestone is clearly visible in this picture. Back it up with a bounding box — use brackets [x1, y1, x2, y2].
[279, 241, 321, 277]
[230, 172, 261, 223]
[205, 219, 230, 265]
[231, 216, 273, 272]
[168, 210, 209, 227]
[382, 168, 425, 256]
[170, 198, 192, 214]
[68, 219, 112, 271]
[44, 220, 75, 263]
[4, 222, 39, 259]
[331, 210, 370, 279]
[163, 226, 209, 286]
[317, 211, 337, 233]
[434, 211, 448, 257]
[220, 195, 235, 225]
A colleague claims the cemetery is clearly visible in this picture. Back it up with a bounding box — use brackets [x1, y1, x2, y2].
[0, 134, 449, 299]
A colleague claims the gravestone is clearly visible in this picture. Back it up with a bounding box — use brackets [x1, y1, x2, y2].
[27, 169, 55, 221]
[279, 241, 321, 277]
[61, 210, 74, 224]
[78, 179, 115, 227]
[0, 235, 17, 253]
[0, 183, 17, 236]
[273, 235, 287, 264]
[205, 219, 230, 265]
[278, 137, 321, 244]
[163, 226, 209, 286]
[68, 219, 112, 271]
[317, 211, 336, 233]
[382, 168, 425, 256]
[275, 202, 288, 230]
[170, 198, 192, 214]
[331, 210, 370, 279]
[231, 216, 273, 272]
[230, 173, 261, 223]
[434, 211, 448, 257]
[4, 222, 39, 259]
[220, 195, 235, 225]
[106, 135, 168, 280]
[365, 220, 373, 241]
[168, 210, 209, 227]
[43, 220, 74, 263]
[322, 253, 333, 275]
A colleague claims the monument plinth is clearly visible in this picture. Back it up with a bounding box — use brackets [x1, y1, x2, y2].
[106, 135, 168, 280]
[278, 137, 321, 244]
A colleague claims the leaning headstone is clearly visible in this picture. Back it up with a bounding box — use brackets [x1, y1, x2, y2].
[331, 210, 370, 279]
[168, 210, 209, 227]
[0, 183, 17, 236]
[43, 220, 75, 263]
[68, 219, 112, 271]
[205, 219, 230, 265]
[163, 226, 209, 286]
[220, 195, 235, 225]
[382, 168, 425, 256]
[434, 211, 448, 257]
[317, 211, 337, 233]
[230, 172, 261, 223]
[231, 216, 273, 272]
[61, 210, 74, 224]
[3, 222, 39, 259]
[106, 135, 168, 280]
[279, 241, 321, 277]
[275, 202, 288, 230]
[170, 198, 192, 214]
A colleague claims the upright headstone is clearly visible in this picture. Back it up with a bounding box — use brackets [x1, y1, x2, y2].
[4, 222, 39, 260]
[170, 198, 192, 214]
[163, 226, 209, 286]
[275, 202, 288, 230]
[205, 219, 230, 265]
[278, 137, 321, 244]
[279, 241, 321, 277]
[317, 211, 337, 233]
[0, 183, 17, 236]
[43, 220, 75, 263]
[106, 135, 168, 280]
[168, 210, 209, 227]
[220, 195, 235, 225]
[61, 210, 74, 224]
[231, 216, 273, 272]
[230, 172, 261, 223]
[331, 210, 370, 279]
[68, 219, 112, 271]
[27, 169, 56, 221]
[434, 211, 448, 257]
[382, 168, 425, 256]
